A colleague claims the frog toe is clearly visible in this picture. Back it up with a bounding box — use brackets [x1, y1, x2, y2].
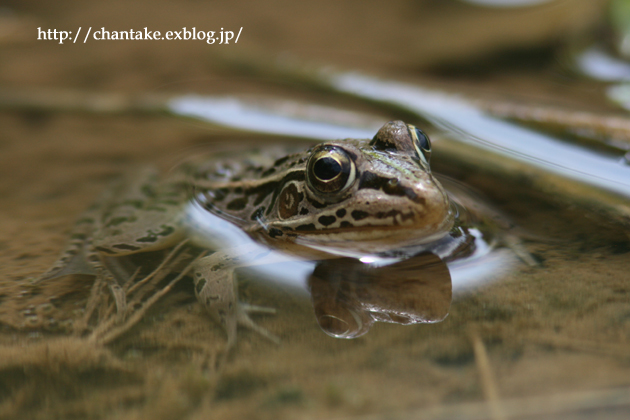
[236, 304, 280, 345]
[240, 302, 276, 315]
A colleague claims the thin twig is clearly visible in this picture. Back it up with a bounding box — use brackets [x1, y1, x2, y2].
[101, 267, 143, 325]
[90, 245, 190, 340]
[125, 250, 192, 314]
[125, 239, 190, 295]
[470, 331, 505, 420]
[95, 251, 207, 345]
[73, 275, 105, 334]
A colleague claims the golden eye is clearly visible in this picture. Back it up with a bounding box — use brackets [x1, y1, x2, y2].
[407, 124, 432, 164]
[307, 146, 356, 194]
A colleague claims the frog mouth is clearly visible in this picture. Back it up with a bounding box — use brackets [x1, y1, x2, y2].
[268, 215, 455, 245]
[290, 226, 455, 256]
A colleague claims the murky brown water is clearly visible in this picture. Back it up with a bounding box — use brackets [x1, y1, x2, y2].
[1, 0, 629, 419]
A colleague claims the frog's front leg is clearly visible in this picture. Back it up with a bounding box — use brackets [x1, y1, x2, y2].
[193, 253, 279, 352]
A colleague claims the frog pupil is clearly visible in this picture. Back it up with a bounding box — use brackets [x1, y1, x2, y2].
[414, 128, 430, 151]
[314, 157, 341, 180]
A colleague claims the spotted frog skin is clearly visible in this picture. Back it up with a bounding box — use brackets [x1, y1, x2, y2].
[38, 120, 455, 348]
[193, 120, 453, 250]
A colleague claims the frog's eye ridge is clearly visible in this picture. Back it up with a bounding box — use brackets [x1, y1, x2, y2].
[407, 124, 432, 164]
[307, 145, 356, 194]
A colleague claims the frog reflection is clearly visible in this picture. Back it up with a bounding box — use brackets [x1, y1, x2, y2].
[308, 252, 451, 339]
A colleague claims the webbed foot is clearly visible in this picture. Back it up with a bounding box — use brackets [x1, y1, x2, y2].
[193, 254, 279, 351]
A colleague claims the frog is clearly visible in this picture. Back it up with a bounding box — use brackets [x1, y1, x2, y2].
[35, 120, 461, 349]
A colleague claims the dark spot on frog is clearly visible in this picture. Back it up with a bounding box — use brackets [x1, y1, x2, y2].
[296, 223, 316, 231]
[195, 278, 207, 294]
[351, 210, 369, 221]
[212, 188, 229, 202]
[299, 207, 309, 215]
[136, 225, 175, 243]
[289, 157, 308, 168]
[336, 209, 346, 218]
[254, 182, 278, 206]
[375, 210, 401, 220]
[269, 228, 283, 238]
[274, 156, 290, 166]
[340, 221, 353, 228]
[306, 197, 327, 209]
[112, 244, 142, 251]
[227, 197, 248, 211]
[105, 217, 132, 228]
[358, 171, 426, 205]
[318, 215, 336, 226]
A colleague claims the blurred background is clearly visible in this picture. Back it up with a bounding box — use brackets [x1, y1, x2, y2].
[0, 0, 611, 93]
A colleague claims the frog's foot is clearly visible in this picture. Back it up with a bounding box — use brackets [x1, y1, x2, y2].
[34, 237, 98, 284]
[193, 254, 279, 351]
[237, 303, 280, 345]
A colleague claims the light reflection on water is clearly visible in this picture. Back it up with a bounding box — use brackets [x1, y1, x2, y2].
[328, 72, 630, 198]
[575, 47, 630, 82]
[169, 95, 378, 140]
[168, 74, 630, 199]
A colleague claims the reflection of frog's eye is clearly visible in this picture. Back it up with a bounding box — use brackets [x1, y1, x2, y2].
[407, 124, 432, 164]
[307, 146, 356, 194]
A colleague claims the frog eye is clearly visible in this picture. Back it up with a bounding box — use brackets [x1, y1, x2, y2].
[407, 124, 432, 164]
[307, 145, 356, 194]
